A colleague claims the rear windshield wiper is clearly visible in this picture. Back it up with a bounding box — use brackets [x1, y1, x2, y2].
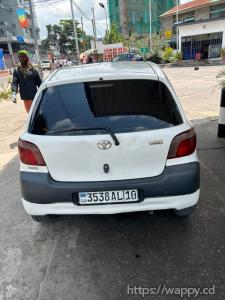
[48, 127, 120, 146]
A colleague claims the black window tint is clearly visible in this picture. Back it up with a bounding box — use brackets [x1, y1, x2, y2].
[119, 54, 128, 61]
[30, 80, 183, 135]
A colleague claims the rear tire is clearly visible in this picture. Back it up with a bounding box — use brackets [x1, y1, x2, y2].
[174, 205, 197, 217]
[31, 215, 58, 223]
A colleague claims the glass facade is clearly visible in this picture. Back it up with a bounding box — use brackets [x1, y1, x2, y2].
[108, 0, 176, 35]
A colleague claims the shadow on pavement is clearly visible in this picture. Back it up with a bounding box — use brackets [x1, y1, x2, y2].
[0, 118, 224, 300]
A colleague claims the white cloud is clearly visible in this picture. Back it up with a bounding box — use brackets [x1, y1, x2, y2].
[35, 0, 108, 39]
[35, 0, 192, 40]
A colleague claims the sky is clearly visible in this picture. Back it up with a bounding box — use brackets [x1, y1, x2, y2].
[35, 0, 109, 39]
[35, 0, 191, 40]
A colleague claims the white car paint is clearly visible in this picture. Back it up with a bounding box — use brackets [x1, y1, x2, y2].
[21, 123, 191, 182]
[41, 60, 50, 70]
[19, 62, 200, 216]
[22, 190, 200, 216]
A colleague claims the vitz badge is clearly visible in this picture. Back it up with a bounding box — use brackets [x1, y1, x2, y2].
[149, 139, 164, 145]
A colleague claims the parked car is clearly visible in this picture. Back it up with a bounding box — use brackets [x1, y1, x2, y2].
[18, 62, 200, 222]
[112, 53, 144, 62]
[41, 60, 51, 70]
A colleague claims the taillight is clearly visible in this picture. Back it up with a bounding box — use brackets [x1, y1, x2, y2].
[18, 139, 46, 166]
[167, 128, 196, 159]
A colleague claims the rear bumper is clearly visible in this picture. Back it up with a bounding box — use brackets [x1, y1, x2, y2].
[20, 162, 200, 214]
[22, 190, 200, 215]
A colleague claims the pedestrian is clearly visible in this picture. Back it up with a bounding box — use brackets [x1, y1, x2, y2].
[59, 59, 63, 68]
[11, 50, 42, 113]
[87, 56, 93, 64]
[50, 58, 57, 73]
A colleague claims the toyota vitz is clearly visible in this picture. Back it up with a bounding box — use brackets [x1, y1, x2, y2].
[18, 62, 200, 222]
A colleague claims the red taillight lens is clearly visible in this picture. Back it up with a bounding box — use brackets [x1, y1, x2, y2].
[18, 139, 46, 166]
[167, 128, 197, 159]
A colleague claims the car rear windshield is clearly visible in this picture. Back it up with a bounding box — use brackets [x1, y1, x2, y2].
[30, 80, 183, 135]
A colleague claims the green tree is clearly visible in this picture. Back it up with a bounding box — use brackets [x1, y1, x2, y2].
[41, 19, 92, 55]
[103, 24, 125, 45]
[148, 33, 169, 64]
[123, 33, 168, 57]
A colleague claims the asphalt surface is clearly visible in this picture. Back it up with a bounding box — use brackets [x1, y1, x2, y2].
[0, 118, 225, 300]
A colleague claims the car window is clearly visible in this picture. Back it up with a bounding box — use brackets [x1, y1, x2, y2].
[119, 54, 128, 61]
[30, 80, 183, 136]
[112, 56, 119, 62]
[42, 61, 50, 63]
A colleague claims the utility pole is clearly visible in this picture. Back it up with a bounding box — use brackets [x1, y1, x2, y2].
[28, 0, 43, 78]
[80, 16, 84, 52]
[149, 0, 152, 51]
[7, 42, 15, 67]
[92, 7, 97, 50]
[176, 0, 179, 51]
[70, 0, 80, 64]
[81, 16, 84, 32]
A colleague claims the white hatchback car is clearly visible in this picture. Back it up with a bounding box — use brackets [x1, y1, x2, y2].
[41, 60, 51, 70]
[18, 62, 200, 222]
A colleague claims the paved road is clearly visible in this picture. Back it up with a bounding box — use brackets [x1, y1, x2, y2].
[0, 119, 225, 300]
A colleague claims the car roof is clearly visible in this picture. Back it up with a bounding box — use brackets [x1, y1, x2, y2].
[45, 62, 166, 87]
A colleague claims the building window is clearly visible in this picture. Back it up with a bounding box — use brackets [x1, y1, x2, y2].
[173, 13, 195, 26]
[210, 4, 225, 19]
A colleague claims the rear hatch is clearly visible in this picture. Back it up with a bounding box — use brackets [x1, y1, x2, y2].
[27, 79, 183, 182]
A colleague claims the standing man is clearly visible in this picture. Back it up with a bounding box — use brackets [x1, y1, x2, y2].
[11, 50, 42, 113]
[50, 58, 57, 73]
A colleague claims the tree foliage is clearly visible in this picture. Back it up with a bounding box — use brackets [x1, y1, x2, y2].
[41, 19, 92, 55]
[103, 24, 125, 45]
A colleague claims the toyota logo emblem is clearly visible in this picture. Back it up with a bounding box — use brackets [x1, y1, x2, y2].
[97, 140, 112, 150]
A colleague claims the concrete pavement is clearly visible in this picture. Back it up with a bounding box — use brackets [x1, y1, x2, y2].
[165, 65, 222, 120]
[0, 100, 26, 170]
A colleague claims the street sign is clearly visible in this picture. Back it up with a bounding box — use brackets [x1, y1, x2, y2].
[140, 47, 149, 54]
[0, 48, 4, 69]
[16, 36, 25, 43]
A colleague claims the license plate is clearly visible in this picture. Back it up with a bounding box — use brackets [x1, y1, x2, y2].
[78, 190, 139, 205]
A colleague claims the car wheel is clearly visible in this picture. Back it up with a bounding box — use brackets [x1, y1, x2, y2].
[173, 205, 197, 217]
[31, 215, 58, 223]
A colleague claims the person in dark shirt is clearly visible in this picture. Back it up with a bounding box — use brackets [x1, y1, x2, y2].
[11, 50, 42, 113]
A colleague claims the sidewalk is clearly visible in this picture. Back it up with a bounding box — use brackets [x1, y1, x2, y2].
[0, 100, 26, 170]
